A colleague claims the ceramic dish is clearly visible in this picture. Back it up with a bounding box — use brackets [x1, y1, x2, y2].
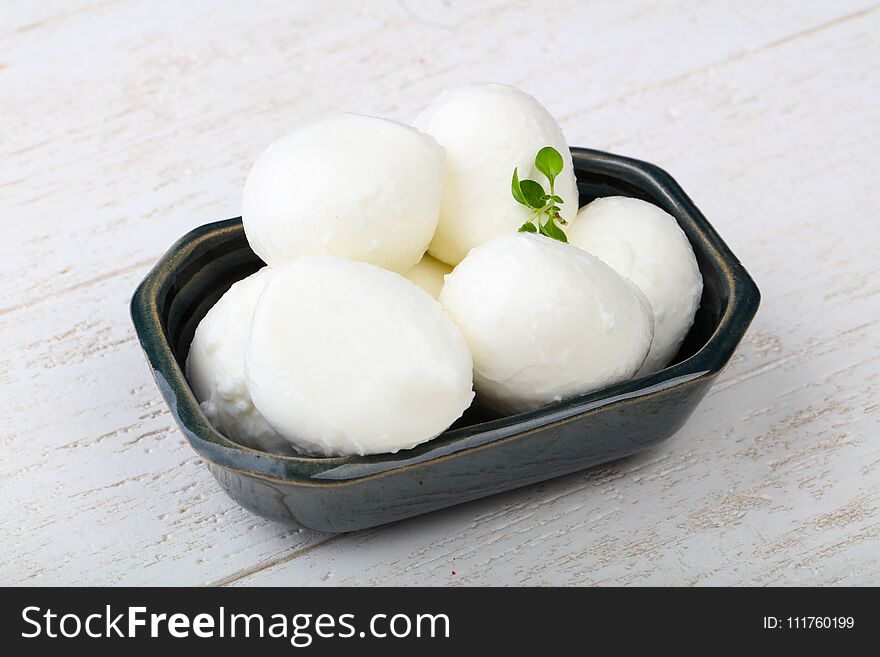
[130, 147, 760, 532]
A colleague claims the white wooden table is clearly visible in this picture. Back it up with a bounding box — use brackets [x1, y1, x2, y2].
[2, 0, 878, 586]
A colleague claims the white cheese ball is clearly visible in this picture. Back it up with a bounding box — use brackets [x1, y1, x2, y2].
[440, 233, 654, 415]
[242, 113, 445, 273]
[414, 83, 578, 265]
[568, 196, 703, 374]
[402, 253, 452, 300]
[245, 256, 474, 456]
[185, 268, 293, 454]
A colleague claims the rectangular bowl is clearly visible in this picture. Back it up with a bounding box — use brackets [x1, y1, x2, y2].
[131, 147, 760, 533]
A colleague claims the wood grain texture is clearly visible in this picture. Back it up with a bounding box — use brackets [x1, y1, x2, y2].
[1, 0, 878, 586]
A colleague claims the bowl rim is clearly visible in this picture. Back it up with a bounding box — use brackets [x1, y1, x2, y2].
[130, 147, 760, 486]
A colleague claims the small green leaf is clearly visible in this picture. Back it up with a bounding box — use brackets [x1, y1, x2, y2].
[510, 148, 570, 239]
[540, 216, 568, 243]
[535, 146, 564, 186]
[511, 168, 528, 206]
[519, 179, 546, 209]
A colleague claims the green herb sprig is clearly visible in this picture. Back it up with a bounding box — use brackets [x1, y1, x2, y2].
[512, 146, 568, 242]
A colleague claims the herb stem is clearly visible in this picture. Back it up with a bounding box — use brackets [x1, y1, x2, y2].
[512, 146, 568, 242]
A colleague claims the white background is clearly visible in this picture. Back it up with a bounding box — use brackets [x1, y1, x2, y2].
[2, 0, 878, 585]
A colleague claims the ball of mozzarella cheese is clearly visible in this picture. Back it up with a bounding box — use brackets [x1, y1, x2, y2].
[568, 196, 703, 374]
[414, 83, 578, 265]
[402, 253, 452, 300]
[245, 256, 474, 456]
[440, 233, 654, 415]
[185, 268, 293, 454]
[242, 113, 445, 273]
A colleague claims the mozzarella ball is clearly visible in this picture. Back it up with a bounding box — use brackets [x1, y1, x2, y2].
[440, 233, 654, 415]
[242, 113, 445, 273]
[402, 253, 452, 300]
[414, 83, 578, 265]
[185, 268, 293, 454]
[245, 257, 474, 456]
[568, 196, 703, 374]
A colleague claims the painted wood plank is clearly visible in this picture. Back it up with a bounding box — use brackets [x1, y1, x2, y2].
[1, 0, 877, 585]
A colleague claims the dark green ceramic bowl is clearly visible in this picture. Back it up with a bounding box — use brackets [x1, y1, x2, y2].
[131, 148, 759, 532]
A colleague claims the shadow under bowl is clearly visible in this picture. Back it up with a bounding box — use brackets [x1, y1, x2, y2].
[131, 147, 760, 533]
